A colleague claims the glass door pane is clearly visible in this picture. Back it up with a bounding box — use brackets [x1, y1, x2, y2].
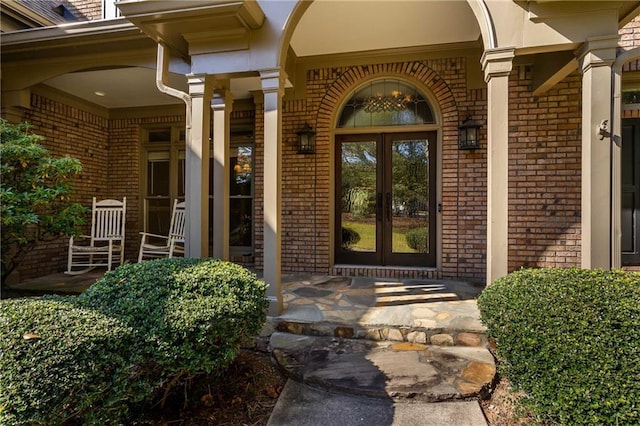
[390, 139, 430, 254]
[145, 152, 171, 236]
[230, 144, 254, 256]
[340, 140, 378, 253]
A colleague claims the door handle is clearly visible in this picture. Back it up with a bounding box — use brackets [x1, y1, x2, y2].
[376, 193, 383, 222]
[386, 193, 392, 222]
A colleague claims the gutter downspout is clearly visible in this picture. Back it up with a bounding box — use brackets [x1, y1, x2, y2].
[156, 43, 191, 131]
[155, 42, 193, 255]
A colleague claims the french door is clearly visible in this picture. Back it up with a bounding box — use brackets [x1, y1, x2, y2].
[622, 118, 640, 265]
[335, 132, 436, 266]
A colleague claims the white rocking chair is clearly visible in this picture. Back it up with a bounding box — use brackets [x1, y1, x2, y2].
[138, 199, 186, 262]
[66, 197, 126, 275]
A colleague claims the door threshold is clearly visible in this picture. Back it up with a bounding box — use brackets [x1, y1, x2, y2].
[330, 264, 440, 279]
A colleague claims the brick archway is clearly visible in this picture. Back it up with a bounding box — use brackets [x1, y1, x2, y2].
[313, 61, 462, 275]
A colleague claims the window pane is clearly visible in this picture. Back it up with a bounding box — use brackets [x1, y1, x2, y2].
[231, 145, 253, 196]
[341, 141, 377, 252]
[230, 198, 253, 247]
[391, 139, 430, 254]
[146, 198, 171, 236]
[147, 159, 170, 196]
[148, 128, 171, 143]
[178, 151, 185, 198]
[338, 79, 435, 128]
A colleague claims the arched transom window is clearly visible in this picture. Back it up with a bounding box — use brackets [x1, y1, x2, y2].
[338, 79, 435, 128]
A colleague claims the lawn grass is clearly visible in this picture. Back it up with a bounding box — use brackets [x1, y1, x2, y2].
[343, 220, 416, 252]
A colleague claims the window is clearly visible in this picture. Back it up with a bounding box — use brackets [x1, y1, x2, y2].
[103, 0, 121, 19]
[338, 79, 435, 128]
[141, 125, 255, 259]
[142, 126, 185, 237]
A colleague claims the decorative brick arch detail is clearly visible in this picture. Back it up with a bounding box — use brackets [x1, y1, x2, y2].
[311, 61, 463, 278]
[314, 61, 459, 139]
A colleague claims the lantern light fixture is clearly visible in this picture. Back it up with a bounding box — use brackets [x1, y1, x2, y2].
[297, 123, 316, 154]
[458, 116, 481, 150]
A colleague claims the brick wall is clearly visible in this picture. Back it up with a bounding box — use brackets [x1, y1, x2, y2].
[15, 93, 109, 280]
[273, 59, 584, 281]
[619, 15, 640, 52]
[508, 69, 582, 270]
[275, 60, 488, 280]
[12, 12, 640, 281]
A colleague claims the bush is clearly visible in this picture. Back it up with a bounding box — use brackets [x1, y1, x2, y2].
[0, 118, 86, 285]
[0, 296, 148, 425]
[405, 227, 428, 253]
[342, 226, 361, 249]
[477, 268, 640, 425]
[79, 258, 268, 383]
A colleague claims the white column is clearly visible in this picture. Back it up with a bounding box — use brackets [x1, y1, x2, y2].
[577, 36, 618, 269]
[187, 74, 213, 257]
[481, 47, 514, 284]
[260, 69, 285, 315]
[212, 90, 233, 260]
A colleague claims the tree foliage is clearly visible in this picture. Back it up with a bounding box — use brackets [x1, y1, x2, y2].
[0, 118, 86, 284]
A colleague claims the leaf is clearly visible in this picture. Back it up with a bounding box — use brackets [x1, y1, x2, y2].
[23, 332, 41, 340]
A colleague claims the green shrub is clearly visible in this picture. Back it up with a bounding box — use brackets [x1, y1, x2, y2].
[0, 296, 148, 425]
[477, 268, 640, 425]
[405, 227, 428, 253]
[341, 226, 361, 249]
[79, 258, 268, 382]
[0, 118, 86, 286]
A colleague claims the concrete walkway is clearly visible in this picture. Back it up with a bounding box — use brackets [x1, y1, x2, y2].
[267, 275, 492, 426]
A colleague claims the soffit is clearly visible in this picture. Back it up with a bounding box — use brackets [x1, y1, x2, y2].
[115, 0, 265, 59]
[289, 0, 481, 58]
[0, 19, 153, 62]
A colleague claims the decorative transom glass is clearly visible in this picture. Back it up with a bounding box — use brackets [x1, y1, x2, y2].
[338, 79, 435, 128]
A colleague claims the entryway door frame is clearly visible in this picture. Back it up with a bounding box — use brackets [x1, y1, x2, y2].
[334, 131, 438, 267]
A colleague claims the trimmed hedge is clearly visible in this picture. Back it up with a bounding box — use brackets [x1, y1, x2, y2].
[1, 258, 269, 425]
[0, 296, 148, 425]
[78, 258, 268, 379]
[341, 226, 361, 249]
[405, 227, 428, 253]
[477, 268, 640, 425]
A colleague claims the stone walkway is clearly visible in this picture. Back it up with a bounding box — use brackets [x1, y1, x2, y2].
[267, 275, 494, 425]
[273, 275, 487, 346]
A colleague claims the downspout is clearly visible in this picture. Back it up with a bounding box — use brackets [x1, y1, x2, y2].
[156, 43, 191, 132]
[156, 42, 193, 255]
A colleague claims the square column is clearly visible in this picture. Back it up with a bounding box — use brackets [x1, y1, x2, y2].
[482, 47, 515, 284]
[187, 74, 214, 257]
[260, 69, 285, 315]
[212, 90, 233, 260]
[577, 36, 618, 269]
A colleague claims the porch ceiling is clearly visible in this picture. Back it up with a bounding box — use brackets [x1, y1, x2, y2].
[36, 1, 481, 109]
[289, 0, 481, 58]
[6, 0, 635, 109]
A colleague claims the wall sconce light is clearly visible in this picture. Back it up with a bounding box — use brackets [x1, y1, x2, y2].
[297, 123, 316, 154]
[458, 116, 481, 150]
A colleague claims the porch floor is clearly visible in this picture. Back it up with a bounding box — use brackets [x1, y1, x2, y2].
[276, 274, 486, 341]
[5, 271, 487, 339]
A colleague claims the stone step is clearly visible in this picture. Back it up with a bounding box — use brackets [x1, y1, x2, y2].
[270, 332, 496, 402]
[272, 318, 488, 347]
[276, 275, 487, 347]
